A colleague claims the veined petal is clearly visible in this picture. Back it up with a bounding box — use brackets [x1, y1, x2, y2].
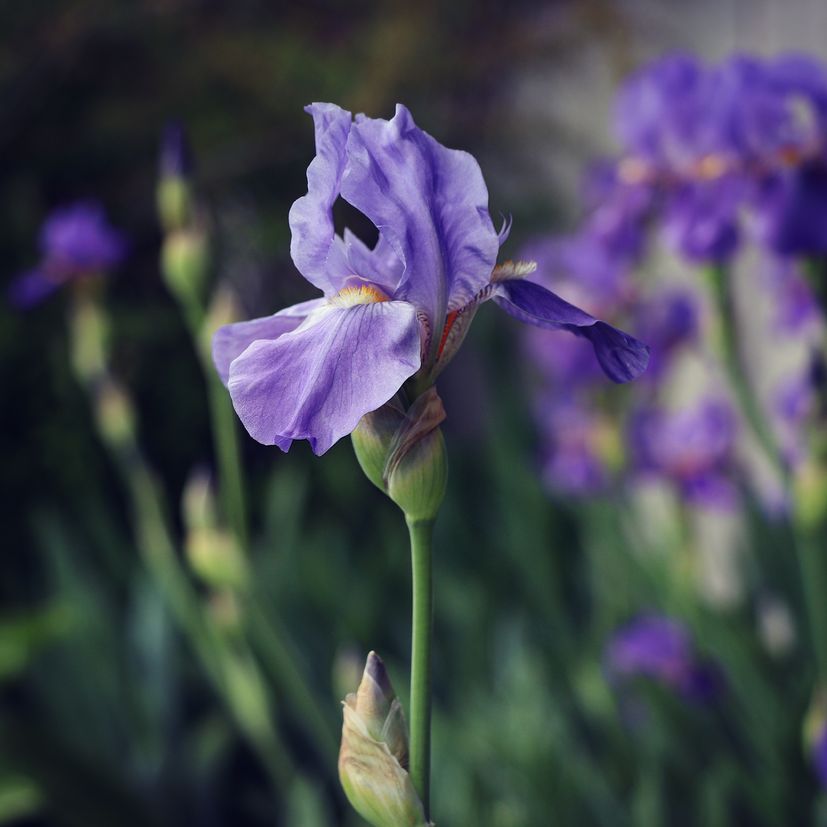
[493, 279, 650, 383]
[342, 229, 405, 294]
[289, 103, 353, 294]
[211, 298, 325, 386]
[227, 301, 422, 455]
[341, 104, 500, 352]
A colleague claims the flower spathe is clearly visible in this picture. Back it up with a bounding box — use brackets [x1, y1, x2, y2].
[214, 103, 649, 455]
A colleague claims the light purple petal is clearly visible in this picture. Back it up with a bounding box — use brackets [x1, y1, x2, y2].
[227, 301, 421, 455]
[342, 229, 404, 294]
[288, 103, 353, 294]
[211, 298, 325, 386]
[341, 104, 500, 344]
[493, 279, 649, 383]
[7, 269, 61, 309]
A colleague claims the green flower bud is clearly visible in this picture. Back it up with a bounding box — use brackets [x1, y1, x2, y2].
[157, 177, 193, 234]
[95, 380, 137, 450]
[339, 652, 431, 827]
[182, 469, 248, 590]
[351, 388, 448, 523]
[794, 459, 827, 531]
[161, 228, 209, 308]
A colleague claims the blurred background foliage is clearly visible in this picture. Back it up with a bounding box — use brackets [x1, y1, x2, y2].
[3, 0, 827, 825]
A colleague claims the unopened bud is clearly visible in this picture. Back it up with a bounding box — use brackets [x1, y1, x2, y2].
[793, 459, 827, 530]
[351, 388, 447, 522]
[95, 380, 137, 450]
[158, 121, 194, 231]
[182, 469, 248, 589]
[161, 228, 210, 307]
[339, 652, 431, 827]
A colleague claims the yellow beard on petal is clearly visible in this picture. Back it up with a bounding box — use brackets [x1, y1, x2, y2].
[328, 284, 390, 308]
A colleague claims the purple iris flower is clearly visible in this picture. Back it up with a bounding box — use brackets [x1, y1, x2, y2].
[605, 614, 722, 704]
[213, 103, 649, 455]
[8, 201, 126, 309]
[629, 398, 738, 509]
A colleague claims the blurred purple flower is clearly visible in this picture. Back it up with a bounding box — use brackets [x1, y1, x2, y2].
[537, 396, 613, 496]
[605, 614, 723, 703]
[214, 103, 649, 455]
[8, 201, 126, 309]
[762, 257, 821, 334]
[629, 398, 739, 509]
[634, 287, 700, 383]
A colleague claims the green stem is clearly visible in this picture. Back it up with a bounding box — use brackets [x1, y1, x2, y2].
[407, 517, 434, 818]
[705, 265, 785, 479]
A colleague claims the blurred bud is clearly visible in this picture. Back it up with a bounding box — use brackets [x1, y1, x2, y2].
[161, 228, 210, 307]
[351, 388, 447, 523]
[200, 283, 242, 361]
[206, 590, 243, 635]
[756, 594, 796, 657]
[158, 121, 193, 232]
[95, 380, 137, 450]
[182, 469, 248, 589]
[793, 458, 827, 530]
[68, 289, 108, 384]
[339, 652, 431, 827]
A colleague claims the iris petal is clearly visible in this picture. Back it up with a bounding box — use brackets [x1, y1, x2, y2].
[211, 298, 326, 386]
[227, 301, 422, 455]
[288, 103, 353, 294]
[341, 104, 500, 349]
[492, 279, 650, 383]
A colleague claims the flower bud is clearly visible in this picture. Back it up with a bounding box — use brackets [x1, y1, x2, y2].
[793, 458, 827, 530]
[339, 652, 431, 827]
[182, 469, 248, 589]
[804, 689, 827, 787]
[158, 121, 194, 232]
[351, 388, 447, 522]
[161, 228, 210, 308]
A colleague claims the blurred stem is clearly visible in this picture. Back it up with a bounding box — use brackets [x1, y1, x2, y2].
[68, 287, 293, 791]
[705, 265, 827, 684]
[407, 516, 434, 818]
[180, 291, 249, 552]
[704, 264, 785, 479]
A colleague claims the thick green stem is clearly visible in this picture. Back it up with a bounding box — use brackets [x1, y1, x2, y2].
[407, 517, 434, 818]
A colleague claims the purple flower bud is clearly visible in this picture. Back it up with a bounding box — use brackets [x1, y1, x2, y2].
[159, 120, 193, 179]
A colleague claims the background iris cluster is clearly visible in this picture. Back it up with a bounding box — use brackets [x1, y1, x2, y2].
[3, 1, 827, 825]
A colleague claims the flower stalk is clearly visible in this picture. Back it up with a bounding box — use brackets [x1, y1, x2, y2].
[407, 517, 434, 816]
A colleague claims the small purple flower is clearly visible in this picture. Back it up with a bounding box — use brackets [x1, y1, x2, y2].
[629, 398, 739, 509]
[214, 103, 649, 455]
[8, 201, 126, 309]
[605, 614, 723, 703]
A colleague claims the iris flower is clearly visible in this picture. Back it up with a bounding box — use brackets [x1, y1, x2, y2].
[8, 202, 126, 308]
[213, 103, 649, 455]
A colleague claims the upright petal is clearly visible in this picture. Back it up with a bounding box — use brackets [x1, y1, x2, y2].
[341, 104, 499, 349]
[493, 278, 649, 383]
[211, 297, 325, 385]
[227, 301, 421, 455]
[289, 103, 353, 294]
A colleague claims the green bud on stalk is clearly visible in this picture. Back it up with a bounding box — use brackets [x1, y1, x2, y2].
[351, 388, 447, 523]
[339, 652, 432, 827]
[161, 228, 210, 309]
